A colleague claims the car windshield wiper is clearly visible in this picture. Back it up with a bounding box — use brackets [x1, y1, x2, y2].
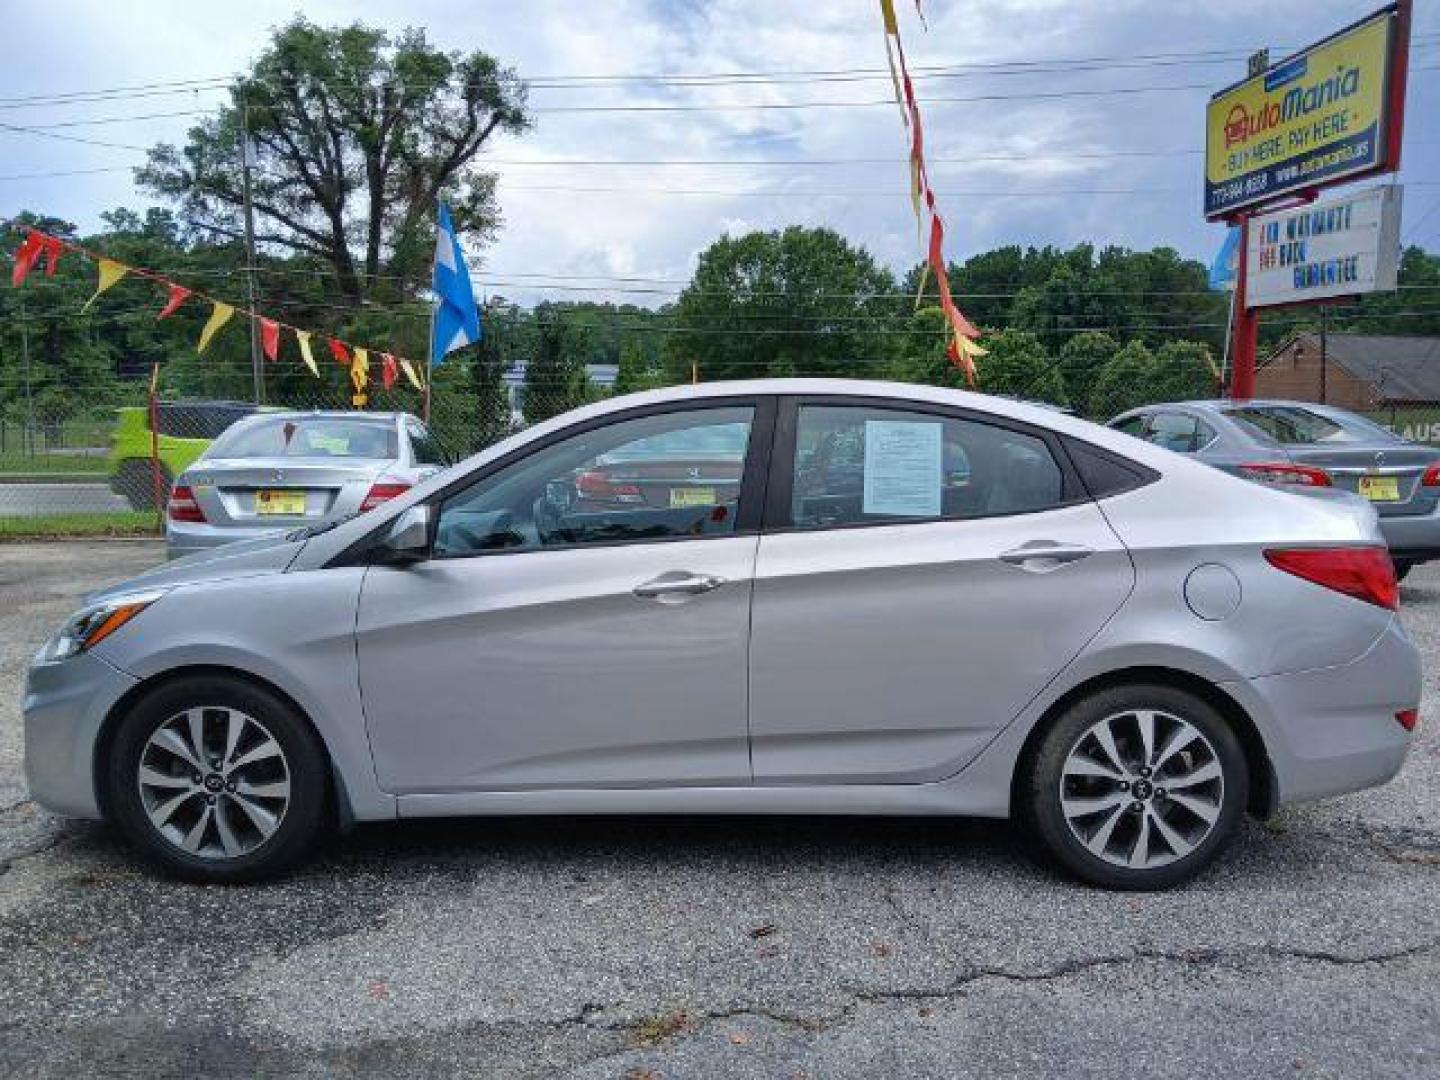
[287, 512, 362, 541]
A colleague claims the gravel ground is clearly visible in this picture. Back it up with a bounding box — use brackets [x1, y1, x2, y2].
[1, 540, 1437, 1078]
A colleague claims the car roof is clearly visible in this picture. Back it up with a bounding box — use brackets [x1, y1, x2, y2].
[230, 410, 409, 423]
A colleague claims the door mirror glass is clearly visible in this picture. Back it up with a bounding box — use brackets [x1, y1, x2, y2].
[379, 504, 433, 562]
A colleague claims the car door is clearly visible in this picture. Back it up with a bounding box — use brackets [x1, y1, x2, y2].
[355, 398, 772, 793]
[748, 398, 1134, 785]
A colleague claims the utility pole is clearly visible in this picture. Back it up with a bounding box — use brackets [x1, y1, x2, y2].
[239, 88, 264, 405]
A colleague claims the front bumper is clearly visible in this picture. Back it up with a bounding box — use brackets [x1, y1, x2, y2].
[23, 651, 139, 819]
[1223, 615, 1420, 807]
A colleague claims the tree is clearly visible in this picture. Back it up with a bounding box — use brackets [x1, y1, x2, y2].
[523, 315, 589, 424]
[670, 227, 899, 382]
[1088, 340, 1159, 419]
[138, 18, 529, 304]
[977, 329, 1067, 405]
[613, 340, 671, 396]
[1057, 332, 1119, 417]
[1153, 340, 1219, 402]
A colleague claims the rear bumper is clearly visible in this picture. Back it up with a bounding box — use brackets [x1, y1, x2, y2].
[1222, 616, 1420, 806]
[1377, 510, 1440, 562]
[165, 521, 293, 558]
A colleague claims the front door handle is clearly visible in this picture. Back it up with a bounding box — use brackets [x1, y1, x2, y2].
[633, 572, 727, 599]
[998, 541, 1095, 572]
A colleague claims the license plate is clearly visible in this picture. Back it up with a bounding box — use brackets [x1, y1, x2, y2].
[1358, 476, 1400, 502]
[256, 489, 306, 515]
[670, 486, 716, 508]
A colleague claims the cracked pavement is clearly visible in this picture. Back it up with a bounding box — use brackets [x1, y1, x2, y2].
[1, 541, 1438, 1078]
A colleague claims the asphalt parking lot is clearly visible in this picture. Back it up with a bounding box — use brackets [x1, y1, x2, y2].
[1, 541, 1437, 1079]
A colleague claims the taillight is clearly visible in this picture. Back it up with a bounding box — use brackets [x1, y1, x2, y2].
[1396, 708, 1419, 732]
[1264, 547, 1398, 610]
[166, 484, 205, 523]
[575, 470, 643, 502]
[1239, 462, 1331, 487]
[360, 482, 410, 512]
[1422, 463, 1440, 487]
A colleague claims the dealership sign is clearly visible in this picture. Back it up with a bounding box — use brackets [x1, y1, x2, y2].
[1245, 185, 1401, 309]
[1204, 6, 1403, 219]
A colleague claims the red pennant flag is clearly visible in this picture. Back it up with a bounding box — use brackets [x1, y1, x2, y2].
[381, 352, 398, 390]
[40, 234, 64, 276]
[10, 230, 44, 287]
[327, 338, 351, 367]
[156, 283, 191, 320]
[259, 317, 281, 362]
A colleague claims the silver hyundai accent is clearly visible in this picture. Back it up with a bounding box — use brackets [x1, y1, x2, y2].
[22, 380, 1421, 889]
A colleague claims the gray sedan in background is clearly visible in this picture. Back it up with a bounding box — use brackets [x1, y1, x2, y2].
[1109, 400, 1440, 578]
[24, 380, 1420, 890]
[165, 411, 447, 558]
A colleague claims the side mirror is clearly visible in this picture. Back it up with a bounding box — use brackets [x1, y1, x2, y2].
[378, 504, 433, 563]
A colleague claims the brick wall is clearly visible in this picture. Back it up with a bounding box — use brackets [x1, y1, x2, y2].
[1254, 335, 1377, 410]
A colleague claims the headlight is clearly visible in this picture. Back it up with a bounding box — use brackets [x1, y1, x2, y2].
[35, 589, 168, 665]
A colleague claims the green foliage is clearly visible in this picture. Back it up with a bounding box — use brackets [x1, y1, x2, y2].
[976, 329, 1067, 406]
[670, 226, 900, 382]
[523, 316, 590, 423]
[137, 17, 529, 303]
[614, 340, 673, 396]
[1057, 331, 1119, 413]
[1152, 340, 1219, 403]
[1088, 340, 1159, 419]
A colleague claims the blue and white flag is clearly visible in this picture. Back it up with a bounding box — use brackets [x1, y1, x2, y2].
[1208, 226, 1240, 291]
[430, 202, 482, 366]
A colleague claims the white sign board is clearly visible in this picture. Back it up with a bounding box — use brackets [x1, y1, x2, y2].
[1245, 185, 1402, 309]
[862, 420, 942, 517]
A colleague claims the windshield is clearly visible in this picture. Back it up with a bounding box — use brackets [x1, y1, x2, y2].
[206, 417, 399, 459]
[1224, 405, 1401, 447]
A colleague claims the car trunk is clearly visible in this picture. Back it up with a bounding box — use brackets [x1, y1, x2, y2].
[1286, 445, 1440, 518]
[189, 457, 389, 526]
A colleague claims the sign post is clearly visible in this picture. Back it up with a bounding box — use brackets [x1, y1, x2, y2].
[1203, 0, 1410, 400]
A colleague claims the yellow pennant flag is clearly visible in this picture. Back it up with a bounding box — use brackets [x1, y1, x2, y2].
[398, 357, 423, 390]
[351, 347, 369, 392]
[197, 301, 234, 354]
[294, 329, 319, 377]
[80, 258, 129, 312]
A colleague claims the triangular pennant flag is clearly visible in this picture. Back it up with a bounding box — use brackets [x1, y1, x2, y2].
[351, 347, 369, 392]
[295, 329, 319, 377]
[40, 234, 63, 276]
[156, 282, 191, 320]
[398, 357, 423, 390]
[327, 338, 351, 367]
[197, 301, 235, 353]
[80, 258, 129, 313]
[10, 231, 44, 287]
[380, 352, 398, 390]
[259, 317, 280, 362]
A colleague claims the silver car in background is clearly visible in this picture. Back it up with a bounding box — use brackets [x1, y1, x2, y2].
[166, 411, 447, 558]
[24, 380, 1420, 890]
[1109, 400, 1440, 578]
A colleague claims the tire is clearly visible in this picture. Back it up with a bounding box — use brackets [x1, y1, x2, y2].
[1023, 683, 1248, 891]
[104, 674, 329, 883]
[111, 459, 170, 511]
[1394, 559, 1414, 583]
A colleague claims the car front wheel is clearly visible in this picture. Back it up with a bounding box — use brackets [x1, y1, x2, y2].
[1024, 684, 1248, 890]
[104, 674, 329, 883]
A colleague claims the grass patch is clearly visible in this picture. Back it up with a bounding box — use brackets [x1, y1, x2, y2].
[0, 511, 160, 538]
[0, 451, 109, 475]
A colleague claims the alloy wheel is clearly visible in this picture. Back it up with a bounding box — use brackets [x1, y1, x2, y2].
[136, 706, 291, 860]
[1058, 708, 1225, 870]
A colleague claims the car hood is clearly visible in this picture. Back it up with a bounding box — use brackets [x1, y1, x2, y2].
[87, 532, 305, 604]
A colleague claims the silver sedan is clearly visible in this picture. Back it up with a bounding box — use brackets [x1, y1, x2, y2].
[24, 380, 1420, 889]
[1109, 400, 1440, 578]
[165, 411, 446, 559]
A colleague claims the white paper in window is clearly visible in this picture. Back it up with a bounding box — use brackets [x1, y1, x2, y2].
[862, 419, 943, 517]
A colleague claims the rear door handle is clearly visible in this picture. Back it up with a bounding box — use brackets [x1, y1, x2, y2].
[633, 572, 727, 599]
[998, 542, 1095, 571]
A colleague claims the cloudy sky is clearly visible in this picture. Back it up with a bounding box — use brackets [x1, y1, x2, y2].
[2, 0, 1436, 306]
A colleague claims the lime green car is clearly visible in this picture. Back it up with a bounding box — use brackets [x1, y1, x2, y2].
[109, 401, 260, 509]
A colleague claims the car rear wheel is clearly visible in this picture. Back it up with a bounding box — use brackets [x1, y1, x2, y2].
[1024, 684, 1247, 890]
[104, 674, 329, 883]
[1394, 559, 1414, 583]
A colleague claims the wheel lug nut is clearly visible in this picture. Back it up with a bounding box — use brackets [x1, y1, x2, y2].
[192, 773, 202, 784]
[226, 782, 236, 792]
[206, 795, 216, 805]
[1118, 781, 1129, 790]
[1140, 767, 1152, 778]
[1130, 801, 1143, 812]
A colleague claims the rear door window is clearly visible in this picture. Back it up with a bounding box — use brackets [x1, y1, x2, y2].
[1145, 413, 1203, 453]
[786, 405, 1067, 528]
